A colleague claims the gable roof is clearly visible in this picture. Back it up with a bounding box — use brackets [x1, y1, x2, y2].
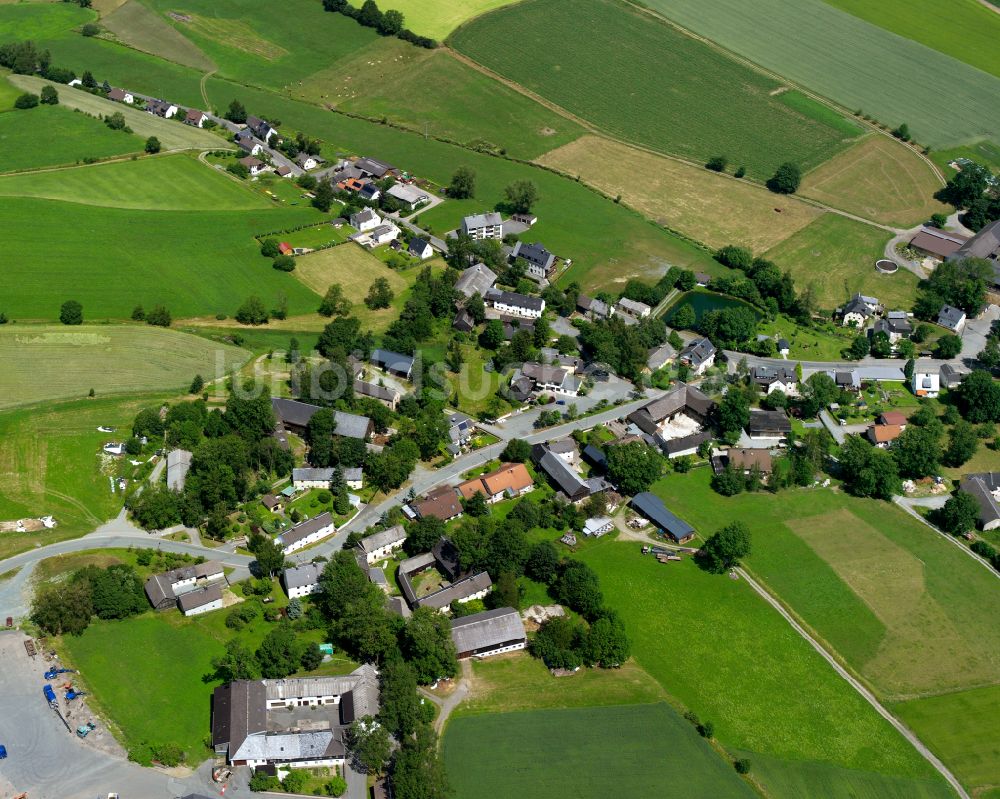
[511, 241, 555, 271]
[271, 398, 371, 440]
[354, 156, 395, 177]
[628, 384, 715, 432]
[961, 472, 1000, 527]
[463, 212, 502, 229]
[910, 227, 969, 258]
[277, 512, 334, 549]
[679, 337, 716, 367]
[450, 607, 526, 654]
[630, 492, 694, 541]
[416, 571, 492, 610]
[538, 450, 589, 498]
[283, 561, 323, 590]
[409, 237, 432, 254]
[371, 348, 414, 375]
[748, 409, 792, 435]
[869, 424, 903, 443]
[359, 524, 406, 555]
[616, 297, 651, 316]
[413, 486, 463, 520]
[177, 583, 223, 613]
[454, 263, 497, 299]
[727, 448, 772, 472]
[938, 304, 966, 328]
[953, 218, 1000, 262]
[488, 289, 544, 313]
[459, 463, 533, 500]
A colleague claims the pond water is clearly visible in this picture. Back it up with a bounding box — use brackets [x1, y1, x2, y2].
[664, 290, 759, 325]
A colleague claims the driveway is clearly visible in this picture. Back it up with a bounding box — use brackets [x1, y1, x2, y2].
[960, 304, 998, 361]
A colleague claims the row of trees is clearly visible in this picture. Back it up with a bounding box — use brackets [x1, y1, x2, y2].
[32, 561, 151, 636]
[321, 0, 437, 48]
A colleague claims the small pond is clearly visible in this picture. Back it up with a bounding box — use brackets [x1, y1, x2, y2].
[664, 290, 760, 325]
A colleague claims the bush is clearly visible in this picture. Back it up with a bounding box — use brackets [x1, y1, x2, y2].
[705, 155, 727, 172]
[14, 92, 38, 109]
[81, 22, 100, 37]
[40, 85, 58, 105]
[60, 299, 83, 325]
[272, 255, 295, 272]
[766, 162, 801, 194]
[324, 775, 348, 796]
[734, 758, 752, 775]
[317, 490, 332, 504]
[145, 305, 171, 327]
[144, 136, 161, 154]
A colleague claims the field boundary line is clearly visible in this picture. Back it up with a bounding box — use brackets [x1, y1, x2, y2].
[893, 497, 1000, 580]
[737, 566, 969, 798]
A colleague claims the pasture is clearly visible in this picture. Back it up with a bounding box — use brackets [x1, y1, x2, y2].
[536, 135, 820, 251]
[764, 214, 916, 310]
[451, 0, 859, 178]
[800, 135, 948, 227]
[643, 0, 1000, 148]
[824, 0, 1000, 80]
[294, 40, 585, 160]
[0, 71, 23, 110]
[101, 0, 216, 72]
[894, 684, 1000, 794]
[0, 196, 322, 319]
[8, 75, 223, 150]
[0, 325, 250, 411]
[0, 154, 270, 210]
[443, 703, 756, 799]
[577, 541, 945, 794]
[0, 104, 144, 173]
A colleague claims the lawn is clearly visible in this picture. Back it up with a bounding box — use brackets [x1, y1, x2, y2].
[931, 141, 1000, 178]
[0, 104, 145, 173]
[823, 0, 1000, 80]
[8, 75, 223, 150]
[536, 135, 821, 252]
[764, 214, 916, 311]
[278, 221, 351, 250]
[444, 703, 756, 799]
[294, 40, 585, 161]
[893, 684, 1000, 794]
[101, 0, 216, 72]
[0, 324, 249, 410]
[800, 135, 948, 227]
[451, 0, 860, 179]
[0, 153, 270, 210]
[0, 196, 322, 320]
[757, 316, 860, 360]
[0, 395, 168, 559]
[445, 344, 510, 418]
[577, 540, 947, 793]
[643, 0, 1000, 148]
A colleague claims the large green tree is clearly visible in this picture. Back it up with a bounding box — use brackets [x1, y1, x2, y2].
[401, 608, 458, 685]
[697, 521, 752, 573]
[605, 441, 664, 496]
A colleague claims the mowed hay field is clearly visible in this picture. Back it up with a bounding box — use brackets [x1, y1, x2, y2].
[444, 704, 756, 799]
[0, 325, 250, 410]
[645, 0, 1000, 148]
[537, 135, 820, 251]
[451, 0, 860, 178]
[800, 135, 949, 227]
[101, 0, 216, 72]
[377, 0, 517, 40]
[765, 214, 917, 310]
[578, 542, 951, 799]
[293, 39, 585, 160]
[0, 154, 271, 210]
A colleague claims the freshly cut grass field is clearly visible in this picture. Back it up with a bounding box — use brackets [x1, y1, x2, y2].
[894, 684, 1000, 794]
[385, 0, 516, 40]
[0, 325, 249, 411]
[295, 40, 585, 161]
[765, 214, 916, 310]
[537, 135, 820, 251]
[0, 196, 322, 319]
[8, 74, 223, 150]
[801, 135, 948, 226]
[0, 154, 270, 209]
[824, 0, 1000, 80]
[645, 0, 1000, 148]
[578, 541, 947, 796]
[444, 703, 756, 799]
[0, 104, 145, 172]
[101, 0, 215, 72]
[451, 0, 859, 178]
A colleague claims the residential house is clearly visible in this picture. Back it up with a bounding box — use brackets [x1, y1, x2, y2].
[909, 227, 970, 260]
[371, 349, 414, 379]
[354, 380, 400, 410]
[238, 138, 264, 157]
[409, 237, 434, 260]
[458, 463, 534, 504]
[867, 424, 903, 448]
[295, 153, 321, 171]
[446, 411, 475, 451]
[646, 344, 676, 371]
[827, 369, 861, 392]
[144, 561, 227, 612]
[461, 212, 504, 240]
[777, 338, 790, 356]
[271, 398, 373, 440]
[535, 448, 608, 504]
[276, 512, 335, 555]
[913, 370, 940, 398]
[677, 337, 716, 375]
[937, 304, 967, 333]
[359, 183, 381, 203]
[450, 608, 527, 659]
[350, 208, 381, 232]
[365, 223, 400, 246]
[511, 241, 556, 280]
[246, 115, 278, 143]
[276, 165, 292, 178]
[343, 467, 363, 490]
[178, 584, 224, 617]
[386, 183, 429, 211]
[746, 409, 792, 443]
[415, 572, 492, 611]
[358, 524, 407, 564]
[239, 156, 266, 176]
[630, 492, 695, 543]
[749, 365, 797, 395]
[282, 562, 323, 599]
[412, 486, 463, 522]
[292, 467, 336, 490]
[184, 109, 208, 127]
[354, 156, 396, 179]
[539, 347, 584, 374]
[453, 308, 476, 333]
[726, 448, 772, 474]
[959, 472, 1000, 530]
[940, 363, 969, 389]
[515, 362, 580, 397]
[454, 263, 497, 300]
[582, 443, 607, 470]
[615, 297, 651, 319]
[166, 448, 193, 491]
[487, 289, 545, 319]
[872, 311, 913, 344]
[576, 294, 611, 320]
[546, 438, 579, 465]
[262, 494, 283, 513]
[107, 87, 134, 104]
[840, 293, 879, 327]
[145, 99, 178, 119]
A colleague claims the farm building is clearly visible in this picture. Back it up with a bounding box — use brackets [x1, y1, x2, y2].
[276, 512, 335, 555]
[358, 525, 407, 564]
[577, 294, 611, 320]
[144, 561, 226, 612]
[354, 156, 396, 178]
[630, 493, 695, 544]
[371, 349, 415, 379]
[178, 584, 223, 617]
[454, 263, 497, 299]
[354, 380, 400, 410]
[282, 562, 324, 599]
[909, 227, 969, 260]
[166, 448, 192, 491]
[583, 517, 614, 537]
[450, 608, 527, 659]
[616, 297, 651, 319]
[387, 183, 430, 210]
[949, 218, 1000, 273]
[535, 447, 609, 504]
[272, 398, 372, 440]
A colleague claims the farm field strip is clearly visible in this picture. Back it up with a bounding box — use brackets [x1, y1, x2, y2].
[101, 0, 216, 72]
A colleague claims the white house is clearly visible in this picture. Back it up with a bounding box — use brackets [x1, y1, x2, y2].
[678, 337, 716, 375]
[358, 524, 406, 564]
[282, 562, 323, 599]
[350, 208, 381, 232]
[937, 304, 967, 333]
[292, 467, 335, 490]
[276, 512, 335, 555]
[387, 183, 430, 211]
[184, 109, 208, 127]
[343, 467, 363, 490]
[511, 241, 556, 280]
[488, 289, 545, 319]
[239, 156, 266, 176]
[368, 222, 400, 246]
[144, 560, 227, 611]
[461, 212, 503, 240]
[841, 293, 879, 328]
[238, 138, 264, 157]
[913, 371, 940, 398]
[409, 237, 434, 260]
[178, 584, 224, 617]
[107, 87, 134, 104]
[295, 153, 320, 171]
[615, 297, 651, 319]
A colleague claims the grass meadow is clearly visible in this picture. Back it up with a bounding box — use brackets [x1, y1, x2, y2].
[0, 71, 21, 110]
[444, 703, 756, 799]
[800, 135, 949, 227]
[577, 541, 950, 797]
[451, 0, 859, 178]
[382, 0, 516, 40]
[101, 0, 216, 72]
[537, 135, 821, 252]
[0, 325, 250, 411]
[764, 214, 916, 310]
[643, 0, 1000, 148]
[0, 104, 144, 172]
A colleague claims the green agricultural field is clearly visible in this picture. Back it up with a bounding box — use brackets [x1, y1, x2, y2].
[577, 541, 950, 798]
[0, 396, 166, 558]
[0, 324, 250, 410]
[894, 684, 1000, 794]
[101, 0, 216, 72]
[824, 0, 1000, 80]
[645, 0, 1000, 148]
[294, 40, 585, 161]
[451, 0, 859, 178]
[0, 1, 92, 39]
[0, 154, 270, 209]
[444, 703, 756, 799]
[0, 71, 23, 110]
[8, 75, 223, 150]
[765, 214, 916, 310]
[383, 0, 516, 40]
[0, 196, 322, 320]
[0, 104, 145, 172]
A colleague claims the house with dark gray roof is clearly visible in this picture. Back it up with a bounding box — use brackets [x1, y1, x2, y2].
[276, 512, 335, 555]
[577, 294, 611, 319]
[959, 472, 1000, 531]
[950, 218, 1000, 273]
[354, 380, 400, 410]
[371, 349, 414, 379]
[487, 289, 545, 319]
[450, 607, 526, 659]
[145, 561, 226, 612]
[747, 409, 792, 441]
[511, 241, 556, 280]
[937, 304, 967, 333]
[282, 562, 324, 599]
[678, 337, 716, 374]
[178, 583, 224, 616]
[271, 398, 372, 440]
[750, 365, 798, 396]
[535, 448, 608, 504]
[627, 384, 715, 437]
[630, 492, 695, 543]
[354, 156, 396, 178]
